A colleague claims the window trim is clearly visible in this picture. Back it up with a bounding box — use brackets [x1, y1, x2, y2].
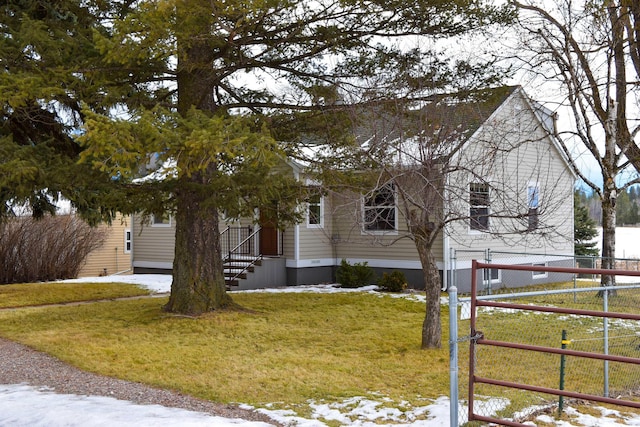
[469, 182, 490, 233]
[483, 267, 501, 285]
[124, 229, 132, 254]
[362, 183, 398, 235]
[306, 193, 324, 229]
[527, 182, 540, 231]
[532, 262, 548, 279]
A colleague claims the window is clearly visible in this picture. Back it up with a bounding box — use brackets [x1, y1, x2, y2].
[527, 184, 540, 231]
[469, 183, 489, 231]
[151, 213, 171, 227]
[483, 268, 500, 284]
[124, 229, 132, 254]
[363, 184, 396, 232]
[307, 194, 323, 228]
[532, 262, 547, 279]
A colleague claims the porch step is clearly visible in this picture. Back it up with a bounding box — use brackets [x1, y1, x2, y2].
[223, 256, 261, 288]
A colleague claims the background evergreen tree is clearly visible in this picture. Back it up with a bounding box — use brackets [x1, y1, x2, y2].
[0, 0, 127, 222]
[575, 192, 599, 257]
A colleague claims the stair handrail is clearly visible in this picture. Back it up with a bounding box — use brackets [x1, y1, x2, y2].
[224, 226, 263, 286]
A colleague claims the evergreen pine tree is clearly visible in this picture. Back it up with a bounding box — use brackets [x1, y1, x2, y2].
[575, 192, 599, 256]
[1, 0, 514, 347]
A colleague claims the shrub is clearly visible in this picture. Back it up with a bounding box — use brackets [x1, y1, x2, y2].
[336, 259, 375, 288]
[378, 270, 407, 292]
[0, 215, 106, 284]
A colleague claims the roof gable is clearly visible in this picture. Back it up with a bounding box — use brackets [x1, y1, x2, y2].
[357, 86, 520, 164]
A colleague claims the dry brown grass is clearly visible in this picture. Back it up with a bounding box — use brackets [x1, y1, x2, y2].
[0, 282, 150, 308]
[0, 292, 450, 407]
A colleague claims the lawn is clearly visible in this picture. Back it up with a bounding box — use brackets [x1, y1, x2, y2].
[0, 287, 450, 412]
[1, 280, 639, 425]
[0, 282, 150, 308]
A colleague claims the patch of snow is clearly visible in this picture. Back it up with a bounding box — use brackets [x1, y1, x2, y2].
[132, 160, 178, 184]
[0, 384, 271, 427]
[59, 274, 172, 293]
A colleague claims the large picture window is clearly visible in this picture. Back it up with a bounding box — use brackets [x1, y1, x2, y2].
[469, 183, 490, 231]
[363, 184, 396, 232]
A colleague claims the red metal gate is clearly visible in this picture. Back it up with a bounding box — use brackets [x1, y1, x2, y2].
[467, 260, 640, 426]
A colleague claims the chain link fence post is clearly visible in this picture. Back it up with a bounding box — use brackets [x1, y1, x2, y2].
[486, 249, 492, 295]
[449, 283, 459, 427]
[603, 289, 609, 397]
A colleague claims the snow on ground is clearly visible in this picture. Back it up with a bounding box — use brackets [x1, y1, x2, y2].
[0, 274, 636, 426]
[0, 384, 270, 427]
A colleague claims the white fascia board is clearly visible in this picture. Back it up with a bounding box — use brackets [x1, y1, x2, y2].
[453, 254, 573, 270]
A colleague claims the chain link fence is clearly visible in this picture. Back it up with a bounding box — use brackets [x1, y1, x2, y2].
[449, 250, 640, 425]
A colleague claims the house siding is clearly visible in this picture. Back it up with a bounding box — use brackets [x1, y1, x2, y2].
[303, 190, 445, 289]
[446, 91, 574, 256]
[284, 194, 338, 285]
[131, 215, 176, 270]
[328, 187, 445, 264]
[295, 194, 336, 261]
[444, 91, 575, 291]
[78, 214, 132, 277]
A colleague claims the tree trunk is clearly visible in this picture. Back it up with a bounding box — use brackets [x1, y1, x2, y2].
[164, 176, 234, 314]
[417, 240, 442, 349]
[600, 186, 616, 290]
[164, 0, 234, 314]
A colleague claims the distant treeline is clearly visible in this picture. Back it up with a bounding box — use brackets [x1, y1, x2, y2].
[577, 187, 640, 226]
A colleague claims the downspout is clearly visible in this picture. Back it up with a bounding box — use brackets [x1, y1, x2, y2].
[442, 173, 450, 291]
[443, 230, 450, 291]
[294, 171, 300, 285]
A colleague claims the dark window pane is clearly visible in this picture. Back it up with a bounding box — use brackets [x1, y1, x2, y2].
[308, 204, 321, 225]
[364, 184, 396, 231]
[470, 207, 489, 231]
[470, 183, 489, 231]
[528, 207, 538, 231]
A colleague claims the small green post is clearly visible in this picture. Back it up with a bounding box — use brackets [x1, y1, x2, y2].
[558, 329, 568, 416]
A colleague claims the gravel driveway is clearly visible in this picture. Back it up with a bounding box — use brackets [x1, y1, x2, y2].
[0, 338, 278, 425]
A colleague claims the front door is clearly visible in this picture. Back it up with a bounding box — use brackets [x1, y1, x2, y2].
[259, 211, 279, 256]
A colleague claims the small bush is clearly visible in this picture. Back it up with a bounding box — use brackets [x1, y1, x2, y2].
[378, 270, 407, 292]
[0, 215, 106, 284]
[336, 259, 375, 288]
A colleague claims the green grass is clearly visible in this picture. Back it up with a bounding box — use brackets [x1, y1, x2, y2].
[1, 280, 638, 423]
[0, 282, 150, 308]
[0, 291, 450, 407]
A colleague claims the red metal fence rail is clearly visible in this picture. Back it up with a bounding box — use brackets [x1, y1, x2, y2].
[468, 260, 640, 427]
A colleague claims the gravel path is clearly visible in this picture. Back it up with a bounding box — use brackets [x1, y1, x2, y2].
[0, 337, 278, 425]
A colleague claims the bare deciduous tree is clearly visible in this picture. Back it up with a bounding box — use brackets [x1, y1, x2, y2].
[312, 87, 573, 348]
[509, 0, 640, 287]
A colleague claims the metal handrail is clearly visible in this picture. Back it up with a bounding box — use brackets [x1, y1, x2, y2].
[221, 226, 263, 286]
[226, 227, 261, 261]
